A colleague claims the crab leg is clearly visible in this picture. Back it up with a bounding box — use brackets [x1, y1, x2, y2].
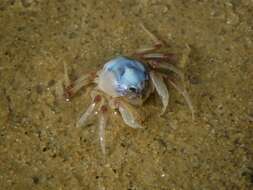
[76, 102, 96, 128]
[70, 74, 95, 94]
[140, 53, 177, 64]
[118, 106, 142, 128]
[63, 62, 95, 99]
[134, 24, 179, 64]
[167, 79, 195, 120]
[150, 71, 169, 115]
[141, 53, 174, 59]
[134, 46, 161, 55]
[140, 23, 164, 47]
[76, 95, 102, 128]
[54, 62, 70, 100]
[149, 61, 185, 82]
[64, 73, 95, 99]
[98, 105, 108, 155]
[134, 23, 164, 55]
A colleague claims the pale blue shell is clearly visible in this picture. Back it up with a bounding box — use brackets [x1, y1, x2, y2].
[103, 56, 149, 96]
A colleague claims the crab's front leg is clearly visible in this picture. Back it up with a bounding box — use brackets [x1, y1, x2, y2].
[76, 94, 103, 128]
[98, 104, 108, 155]
[76, 93, 109, 155]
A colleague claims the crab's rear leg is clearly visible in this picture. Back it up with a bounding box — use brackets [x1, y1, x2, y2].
[140, 53, 177, 64]
[65, 73, 95, 99]
[134, 23, 164, 55]
[140, 23, 165, 49]
[63, 63, 96, 100]
[134, 24, 177, 64]
[149, 60, 185, 82]
[150, 71, 169, 115]
[167, 78, 195, 120]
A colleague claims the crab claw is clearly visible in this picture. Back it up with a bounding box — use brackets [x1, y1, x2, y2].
[116, 101, 143, 129]
[150, 71, 169, 116]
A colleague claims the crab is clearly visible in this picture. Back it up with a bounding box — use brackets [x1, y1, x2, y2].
[58, 24, 194, 154]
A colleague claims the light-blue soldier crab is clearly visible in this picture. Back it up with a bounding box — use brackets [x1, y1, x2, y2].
[59, 24, 194, 154]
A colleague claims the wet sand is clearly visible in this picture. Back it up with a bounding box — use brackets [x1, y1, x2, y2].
[0, 0, 252, 189]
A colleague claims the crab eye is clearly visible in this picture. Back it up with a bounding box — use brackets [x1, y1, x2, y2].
[129, 87, 137, 93]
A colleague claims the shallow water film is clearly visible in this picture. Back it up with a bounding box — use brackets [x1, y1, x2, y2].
[0, 0, 253, 189]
